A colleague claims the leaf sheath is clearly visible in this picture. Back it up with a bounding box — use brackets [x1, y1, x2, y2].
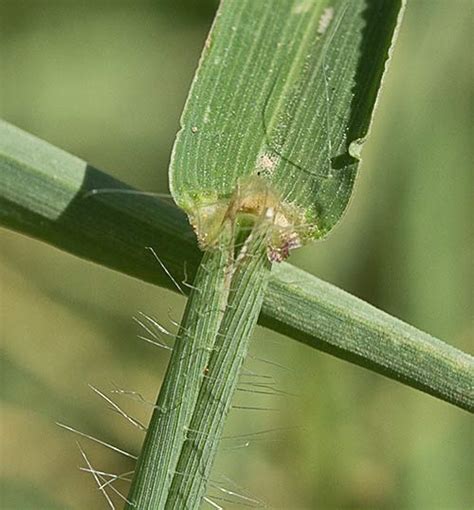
[166, 231, 270, 508]
[126, 239, 232, 509]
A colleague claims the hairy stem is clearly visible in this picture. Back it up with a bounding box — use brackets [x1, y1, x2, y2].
[166, 230, 270, 508]
[127, 217, 270, 508]
[126, 229, 233, 509]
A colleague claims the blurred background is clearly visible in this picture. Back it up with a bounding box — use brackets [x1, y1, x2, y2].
[0, 1, 472, 509]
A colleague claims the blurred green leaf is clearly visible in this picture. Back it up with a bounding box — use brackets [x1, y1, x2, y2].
[0, 479, 64, 510]
[1, 120, 472, 413]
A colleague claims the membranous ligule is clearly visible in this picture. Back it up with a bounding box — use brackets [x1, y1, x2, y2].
[180, 176, 317, 262]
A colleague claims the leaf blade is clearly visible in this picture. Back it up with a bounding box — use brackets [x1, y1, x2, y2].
[1, 121, 472, 413]
[263, 263, 474, 412]
[170, 0, 405, 239]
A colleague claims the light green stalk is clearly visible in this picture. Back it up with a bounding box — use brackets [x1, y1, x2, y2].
[1, 121, 471, 412]
[166, 228, 270, 508]
[126, 212, 271, 508]
[126, 230, 233, 509]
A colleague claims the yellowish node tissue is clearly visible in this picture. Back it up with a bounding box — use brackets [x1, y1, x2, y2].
[182, 176, 316, 262]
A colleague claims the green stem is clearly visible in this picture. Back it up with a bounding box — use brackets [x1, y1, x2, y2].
[126, 230, 233, 509]
[127, 215, 270, 508]
[166, 230, 270, 508]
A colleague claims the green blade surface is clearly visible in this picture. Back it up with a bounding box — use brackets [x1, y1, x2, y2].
[171, 0, 404, 238]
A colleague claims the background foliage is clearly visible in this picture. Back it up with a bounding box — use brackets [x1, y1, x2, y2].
[0, 1, 472, 509]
